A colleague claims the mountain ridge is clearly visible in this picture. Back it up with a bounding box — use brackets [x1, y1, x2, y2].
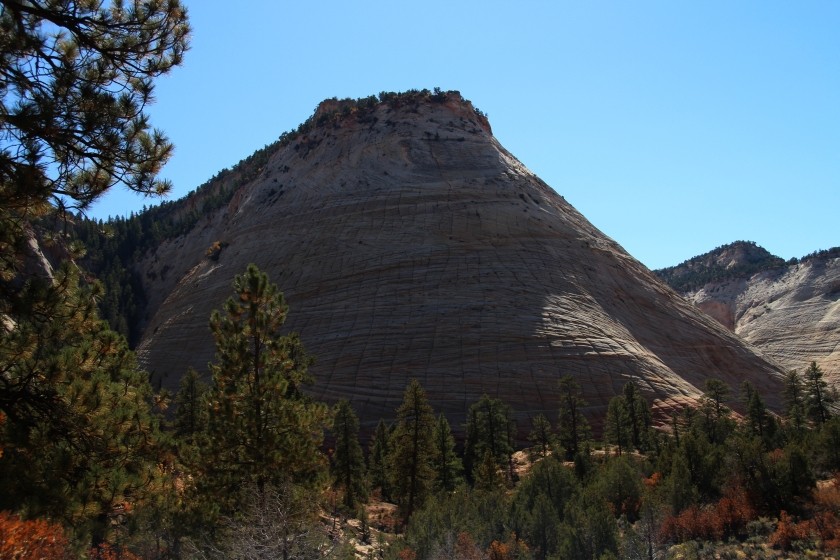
[656, 241, 840, 381]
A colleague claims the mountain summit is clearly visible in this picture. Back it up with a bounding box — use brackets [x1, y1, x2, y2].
[135, 90, 783, 433]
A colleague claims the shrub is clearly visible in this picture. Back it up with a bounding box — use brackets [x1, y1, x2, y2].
[0, 512, 71, 560]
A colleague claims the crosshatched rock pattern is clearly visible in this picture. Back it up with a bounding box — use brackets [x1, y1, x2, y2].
[689, 258, 840, 384]
[136, 93, 785, 436]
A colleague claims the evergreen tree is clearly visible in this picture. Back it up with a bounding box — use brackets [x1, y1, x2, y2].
[431, 413, 462, 492]
[698, 378, 733, 443]
[527, 413, 555, 459]
[331, 399, 367, 509]
[0, 265, 163, 543]
[196, 264, 329, 513]
[173, 367, 208, 446]
[389, 379, 436, 522]
[804, 361, 834, 425]
[556, 375, 591, 460]
[741, 381, 778, 449]
[604, 396, 631, 456]
[622, 381, 652, 451]
[463, 394, 515, 483]
[368, 419, 392, 500]
[783, 369, 807, 436]
[0, 1, 187, 547]
[0, 0, 189, 213]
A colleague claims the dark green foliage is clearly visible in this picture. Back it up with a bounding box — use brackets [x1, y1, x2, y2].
[697, 378, 735, 444]
[591, 456, 644, 522]
[0, 0, 189, 212]
[783, 369, 808, 438]
[194, 264, 329, 514]
[604, 395, 632, 456]
[622, 381, 653, 452]
[654, 241, 785, 292]
[0, 264, 163, 543]
[174, 367, 208, 446]
[403, 487, 509, 560]
[557, 375, 591, 460]
[368, 418, 392, 500]
[510, 457, 579, 535]
[463, 394, 515, 483]
[331, 399, 367, 509]
[741, 381, 780, 449]
[804, 361, 835, 425]
[527, 413, 555, 459]
[431, 413, 462, 492]
[557, 488, 618, 560]
[389, 379, 436, 522]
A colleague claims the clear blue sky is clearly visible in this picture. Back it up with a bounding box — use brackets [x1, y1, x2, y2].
[90, 1, 839, 271]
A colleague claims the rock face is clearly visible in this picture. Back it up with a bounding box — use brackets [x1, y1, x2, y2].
[660, 243, 840, 383]
[135, 92, 785, 435]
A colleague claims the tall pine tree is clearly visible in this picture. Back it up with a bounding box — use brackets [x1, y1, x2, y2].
[331, 399, 367, 509]
[389, 379, 436, 522]
[196, 264, 329, 513]
[557, 375, 591, 460]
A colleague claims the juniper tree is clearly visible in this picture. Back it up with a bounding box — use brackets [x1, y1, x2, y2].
[197, 264, 329, 513]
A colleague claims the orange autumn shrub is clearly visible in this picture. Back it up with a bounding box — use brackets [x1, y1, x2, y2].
[715, 485, 755, 538]
[0, 512, 71, 560]
[769, 511, 809, 551]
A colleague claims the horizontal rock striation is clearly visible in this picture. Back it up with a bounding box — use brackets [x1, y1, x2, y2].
[688, 257, 840, 383]
[135, 92, 785, 437]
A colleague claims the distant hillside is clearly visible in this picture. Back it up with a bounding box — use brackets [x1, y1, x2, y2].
[654, 241, 787, 293]
[656, 241, 840, 382]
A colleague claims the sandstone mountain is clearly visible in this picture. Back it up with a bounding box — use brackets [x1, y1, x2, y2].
[133, 91, 784, 435]
[656, 241, 840, 384]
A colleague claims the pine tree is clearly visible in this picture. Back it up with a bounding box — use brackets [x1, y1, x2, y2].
[557, 375, 591, 460]
[0, 265, 163, 543]
[604, 396, 631, 456]
[368, 419, 392, 500]
[804, 361, 834, 426]
[196, 264, 329, 513]
[0, 0, 189, 213]
[389, 379, 436, 522]
[173, 368, 208, 446]
[622, 381, 652, 451]
[431, 413, 462, 492]
[783, 369, 807, 436]
[528, 413, 555, 459]
[331, 399, 367, 509]
[463, 394, 515, 483]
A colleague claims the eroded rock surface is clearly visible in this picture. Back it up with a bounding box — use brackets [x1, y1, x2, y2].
[135, 93, 785, 435]
[688, 258, 840, 383]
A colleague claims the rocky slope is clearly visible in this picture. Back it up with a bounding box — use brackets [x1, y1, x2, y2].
[134, 91, 785, 435]
[657, 242, 840, 383]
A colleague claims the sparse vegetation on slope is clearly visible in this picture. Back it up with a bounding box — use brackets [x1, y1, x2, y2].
[656, 240, 840, 293]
